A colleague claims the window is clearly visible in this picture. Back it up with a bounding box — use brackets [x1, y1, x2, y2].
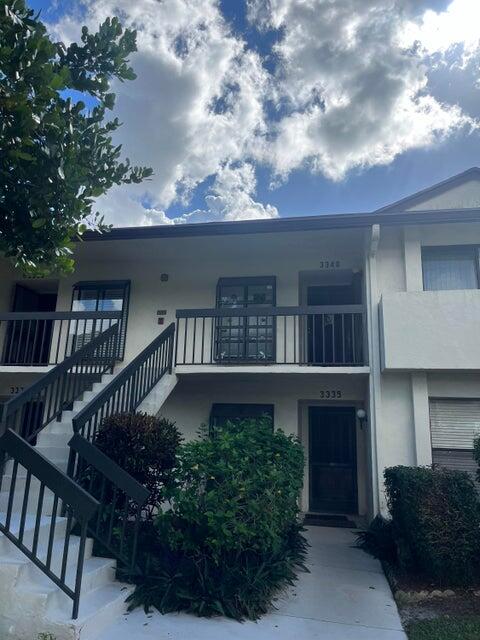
[429, 398, 479, 481]
[422, 246, 479, 291]
[215, 276, 276, 362]
[210, 403, 274, 433]
[70, 280, 130, 359]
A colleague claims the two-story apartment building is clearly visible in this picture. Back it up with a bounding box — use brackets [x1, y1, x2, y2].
[1, 167, 480, 524]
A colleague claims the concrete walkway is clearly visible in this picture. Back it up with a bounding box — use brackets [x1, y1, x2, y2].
[97, 527, 407, 640]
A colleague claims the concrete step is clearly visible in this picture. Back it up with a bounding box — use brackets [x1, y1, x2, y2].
[0, 513, 68, 554]
[36, 430, 72, 447]
[51, 582, 134, 639]
[19, 554, 116, 605]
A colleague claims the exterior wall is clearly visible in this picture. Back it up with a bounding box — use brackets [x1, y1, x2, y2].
[372, 218, 480, 512]
[406, 178, 480, 211]
[47, 229, 365, 364]
[160, 373, 369, 516]
[380, 290, 480, 370]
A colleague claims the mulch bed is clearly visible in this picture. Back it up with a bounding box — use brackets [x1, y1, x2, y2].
[381, 562, 480, 627]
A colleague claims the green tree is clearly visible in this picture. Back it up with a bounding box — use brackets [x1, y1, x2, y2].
[0, 1, 152, 273]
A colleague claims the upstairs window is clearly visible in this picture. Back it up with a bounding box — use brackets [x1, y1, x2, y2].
[422, 246, 479, 291]
[70, 280, 130, 359]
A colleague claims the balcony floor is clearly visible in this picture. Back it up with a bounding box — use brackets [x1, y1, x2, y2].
[174, 364, 370, 376]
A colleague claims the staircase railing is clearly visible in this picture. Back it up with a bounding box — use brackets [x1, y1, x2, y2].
[71, 323, 175, 443]
[67, 433, 149, 574]
[66, 323, 175, 576]
[1, 323, 119, 445]
[0, 429, 99, 619]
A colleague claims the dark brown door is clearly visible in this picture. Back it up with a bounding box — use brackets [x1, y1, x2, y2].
[309, 406, 357, 513]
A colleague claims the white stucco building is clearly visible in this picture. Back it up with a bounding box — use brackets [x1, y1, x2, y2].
[2, 167, 480, 521]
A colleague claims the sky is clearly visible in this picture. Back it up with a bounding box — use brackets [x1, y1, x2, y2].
[30, 0, 480, 226]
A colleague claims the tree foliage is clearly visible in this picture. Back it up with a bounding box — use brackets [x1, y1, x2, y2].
[0, 1, 152, 272]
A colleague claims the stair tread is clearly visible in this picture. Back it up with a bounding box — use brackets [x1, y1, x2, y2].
[48, 582, 133, 623]
[17, 555, 116, 594]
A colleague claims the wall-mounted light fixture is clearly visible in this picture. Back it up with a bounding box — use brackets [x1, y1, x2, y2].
[356, 408, 367, 429]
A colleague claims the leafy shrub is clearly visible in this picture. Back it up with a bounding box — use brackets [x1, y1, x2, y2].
[94, 412, 182, 517]
[355, 515, 397, 564]
[127, 418, 307, 620]
[384, 466, 480, 586]
[474, 435, 480, 482]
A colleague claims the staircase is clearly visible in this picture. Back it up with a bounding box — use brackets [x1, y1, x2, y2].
[0, 323, 177, 640]
[0, 373, 134, 640]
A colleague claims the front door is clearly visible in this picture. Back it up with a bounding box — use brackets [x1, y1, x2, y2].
[309, 406, 357, 513]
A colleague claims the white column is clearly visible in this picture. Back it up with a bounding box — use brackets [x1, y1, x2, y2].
[411, 372, 432, 466]
[403, 227, 423, 292]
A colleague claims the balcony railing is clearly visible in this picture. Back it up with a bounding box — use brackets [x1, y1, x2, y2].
[175, 305, 366, 366]
[0, 311, 122, 366]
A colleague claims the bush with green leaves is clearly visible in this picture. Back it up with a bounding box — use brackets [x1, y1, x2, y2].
[94, 413, 182, 517]
[384, 466, 480, 586]
[474, 435, 480, 482]
[355, 515, 397, 564]
[127, 418, 307, 620]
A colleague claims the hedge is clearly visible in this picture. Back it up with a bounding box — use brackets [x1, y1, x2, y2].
[384, 466, 480, 586]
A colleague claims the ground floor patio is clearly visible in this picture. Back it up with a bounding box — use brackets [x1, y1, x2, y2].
[97, 526, 406, 640]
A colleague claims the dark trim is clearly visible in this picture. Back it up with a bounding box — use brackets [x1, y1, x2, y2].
[0, 429, 98, 518]
[177, 304, 365, 318]
[80, 207, 480, 242]
[0, 311, 122, 320]
[68, 433, 150, 505]
[73, 280, 131, 289]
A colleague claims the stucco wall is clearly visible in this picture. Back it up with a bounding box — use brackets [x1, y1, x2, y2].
[160, 373, 369, 515]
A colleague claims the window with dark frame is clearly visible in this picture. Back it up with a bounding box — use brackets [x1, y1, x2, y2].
[422, 246, 480, 291]
[215, 276, 276, 362]
[70, 280, 131, 359]
[209, 403, 274, 434]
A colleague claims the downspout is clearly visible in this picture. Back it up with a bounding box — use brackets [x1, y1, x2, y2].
[364, 224, 382, 517]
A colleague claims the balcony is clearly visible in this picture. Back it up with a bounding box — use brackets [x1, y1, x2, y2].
[380, 290, 480, 370]
[0, 311, 122, 368]
[175, 305, 367, 370]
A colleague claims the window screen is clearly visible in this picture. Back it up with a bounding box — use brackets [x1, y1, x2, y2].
[422, 246, 479, 291]
[70, 280, 130, 359]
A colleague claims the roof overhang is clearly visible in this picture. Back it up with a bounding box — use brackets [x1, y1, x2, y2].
[82, 207, 480, 243]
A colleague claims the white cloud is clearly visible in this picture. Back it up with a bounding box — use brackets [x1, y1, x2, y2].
[249, 0, 475, 181]
[97, 162, 278, 226]
[53, 0, 479, 224]
[400, 0, 480, 60]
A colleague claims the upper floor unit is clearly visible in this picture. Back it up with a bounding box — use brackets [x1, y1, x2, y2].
[1, 167, 480, 378]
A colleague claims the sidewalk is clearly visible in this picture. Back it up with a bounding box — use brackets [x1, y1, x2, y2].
[96, 526, 407, 640]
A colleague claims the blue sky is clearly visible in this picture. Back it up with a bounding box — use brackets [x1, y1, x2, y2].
[33, 0, 480, 224]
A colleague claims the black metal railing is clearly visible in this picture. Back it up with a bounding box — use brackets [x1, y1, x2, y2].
[1, 324, 119, 445]
[0, 311, 122, 366]
[0, 429, 99, 619]
[67, 433, 149, 574]
[71, 323, 175, 443]
[175, 305, 366, 366]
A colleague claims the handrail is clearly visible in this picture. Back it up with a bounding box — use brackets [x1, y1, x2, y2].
[1, 323, 119, 443]
[176, 304, 366, 318]
[68, 323, 175, 577]
[0, 310, 122, 366]
[0, 311, 123, 320]
[175, 306, 366, 366]
[0, 429, 99, 619]
[68, 433, 149, 573]
[72, 323, 175, 442]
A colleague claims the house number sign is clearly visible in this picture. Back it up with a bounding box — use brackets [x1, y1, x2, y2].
[319, 389, 342, 399]
[319, 260, 341, 269]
